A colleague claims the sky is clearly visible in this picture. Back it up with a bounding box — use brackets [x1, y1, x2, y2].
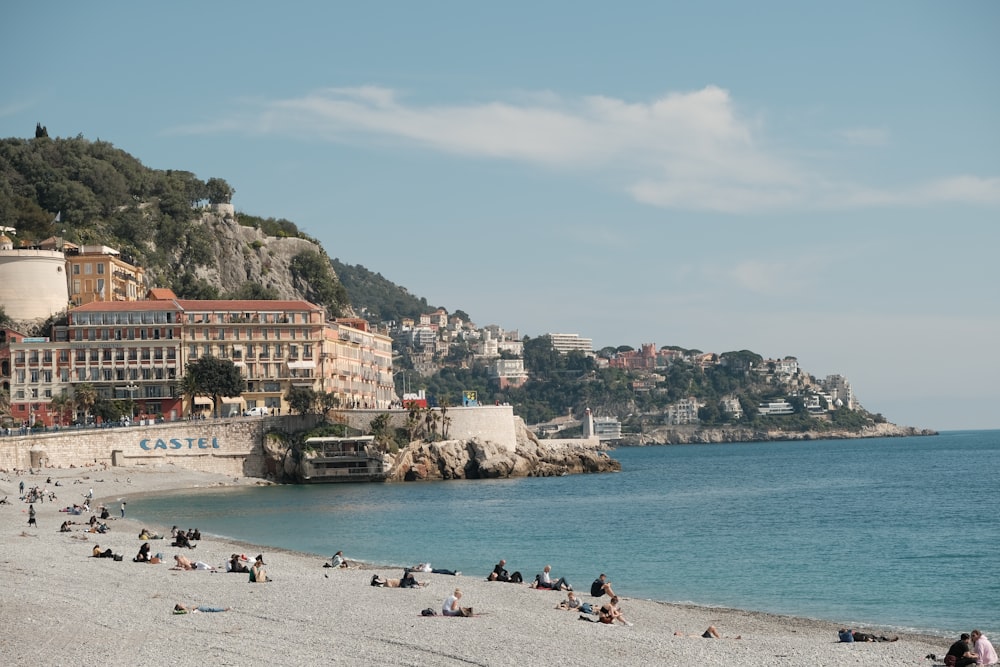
[2, 1, 998, 430]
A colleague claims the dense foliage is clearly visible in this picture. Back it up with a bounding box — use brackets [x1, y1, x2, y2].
[330, 258, 433, 323]
[0, 133, 343, 313]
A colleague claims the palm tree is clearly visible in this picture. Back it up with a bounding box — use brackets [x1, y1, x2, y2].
[0, 388, 11, 427]
[49, 391, 75, 426]
[74, 383, 97, 424]
[179, 372, 200, 418]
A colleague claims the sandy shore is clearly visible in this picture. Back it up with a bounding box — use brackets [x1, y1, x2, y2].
[1, 463, 953, 666]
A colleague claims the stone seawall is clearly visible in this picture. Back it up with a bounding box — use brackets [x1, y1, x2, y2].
[0, 415, 323, 477]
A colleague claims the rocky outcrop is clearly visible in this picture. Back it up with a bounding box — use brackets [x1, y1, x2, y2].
[386, 418, 621, 481]
[624, 422, 938, 446]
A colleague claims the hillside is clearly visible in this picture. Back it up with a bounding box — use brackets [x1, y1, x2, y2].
[0, 134, 348, 316]
[0, 131, 925, 437]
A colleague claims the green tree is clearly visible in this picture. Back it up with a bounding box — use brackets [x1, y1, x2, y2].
[318, 391, 340, 415]
[178, 371, 201, 418]
[73, 383, 98, 423]
[205, 177, 234, 204]
[49, 391, 75, 426]
[184, 356, 245, 418]
[286, 386, 317, 415]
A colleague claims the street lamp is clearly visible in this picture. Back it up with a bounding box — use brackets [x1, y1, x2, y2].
[124, 383, 139, 420]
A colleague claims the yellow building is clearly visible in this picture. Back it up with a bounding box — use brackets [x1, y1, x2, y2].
[64, 244, 145, 306]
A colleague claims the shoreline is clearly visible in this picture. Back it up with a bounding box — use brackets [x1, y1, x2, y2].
[2, 464, 957, 666]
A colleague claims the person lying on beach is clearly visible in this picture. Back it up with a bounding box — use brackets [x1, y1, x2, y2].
[673, 626, 741, 639]
[530, 564, 571, 591]
[173, 603, 232, 614]
[92, 545, 115, 558]
[173, 554, 195, 570]
[138, 527, 162, 540]
[372, 571, 427, 588]
[557, 591, 596, 614]
[442, 588, 473, 617]
[408, 563, 460, 576]
[838, 629, 898, 643]
[591, 573, 616, 598]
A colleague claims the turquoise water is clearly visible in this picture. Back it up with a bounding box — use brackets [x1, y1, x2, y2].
[132, 430, 999, 635]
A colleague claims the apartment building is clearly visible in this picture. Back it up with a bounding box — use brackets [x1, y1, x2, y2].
[6, 296, 396, 425]
[547, 333, 593, 355]
[63, 243, 146, 306]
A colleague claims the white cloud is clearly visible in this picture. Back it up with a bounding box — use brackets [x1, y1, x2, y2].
[182, 85, 1000, 214]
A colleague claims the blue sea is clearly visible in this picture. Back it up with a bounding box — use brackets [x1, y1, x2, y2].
[132, 429, 999, 636]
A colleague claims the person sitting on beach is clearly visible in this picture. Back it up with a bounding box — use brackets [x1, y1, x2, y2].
[488, 559, 523, 583]
[971, 629, 999, 666]
[173, 603, 232, 614]
[531, 564, 571, 591]
[172, 532, 195, 549]
[249, 554, 268, 583]
[99, 506, 110, 520]
[442, 588, 472, 617]
[598, 596, 631, 626]
[228, 554, 249, 573]
[326, 550, 349, 568]
[557, 591, 595, 614]
[945, 633, 978, 667]
[134, 542, 152, 563]
[591, 573, 616, 598]
[59, 520, 72, 532]
[191, 528, 202, 541]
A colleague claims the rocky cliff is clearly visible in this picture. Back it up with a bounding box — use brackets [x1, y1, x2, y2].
[265, 417, 621, 483]
[179, 208, 345, 309]
[387, 417, 620, 480]
[625, 422, 938, 446]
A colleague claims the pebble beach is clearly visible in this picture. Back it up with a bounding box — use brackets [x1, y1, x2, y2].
[2, 464, 954, 666]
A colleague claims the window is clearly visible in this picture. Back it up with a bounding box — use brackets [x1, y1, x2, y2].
[84, 263, 93, 275]
[97, 263, 105, 274]
[72, 264, 80, 275]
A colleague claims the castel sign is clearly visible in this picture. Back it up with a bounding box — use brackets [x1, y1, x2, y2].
[139, 437, 221, 451]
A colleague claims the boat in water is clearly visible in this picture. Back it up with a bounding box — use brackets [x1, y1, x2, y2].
[298, 436, 389, 483]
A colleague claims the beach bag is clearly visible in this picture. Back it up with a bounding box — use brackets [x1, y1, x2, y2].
[113, 554, 123, 561]
[150, 556, 161, 564]
[421, 608, 437, 616]
[459, 607, 473, 617]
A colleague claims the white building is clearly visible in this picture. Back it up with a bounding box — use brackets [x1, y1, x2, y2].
[547, 333, 593, 355]
[0, 232, 69, 320]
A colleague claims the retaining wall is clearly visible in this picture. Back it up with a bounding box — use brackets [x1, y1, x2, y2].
[0, 407, 518, 477]
[0, 415, 321, 478]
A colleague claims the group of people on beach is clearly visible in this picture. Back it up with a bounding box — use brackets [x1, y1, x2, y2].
[942, 630, 998, 667]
